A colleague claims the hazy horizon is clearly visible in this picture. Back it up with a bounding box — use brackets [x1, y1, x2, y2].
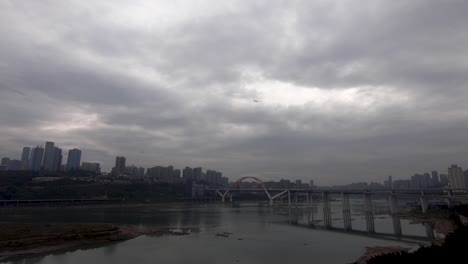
[2, 1, 468, 185]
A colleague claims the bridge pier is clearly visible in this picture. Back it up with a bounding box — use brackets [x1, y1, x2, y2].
[308, 192, 315, 227]
[392, 214, 402, 237]
[420, 192, 428, 214]
[389, 194, 402, 236]
[389, 194, 399, 214]
[446, 190, 453, 208]
[292, 192, 299, 224]
[425, 223, 435, 240]
[342, 193, 352, 231]
[269, 190, 288, 207]
[322, 192, 332, 228]
[288, 191, 291, 224]
[364, 193, 375, 233]
[216, 190, 228, 204]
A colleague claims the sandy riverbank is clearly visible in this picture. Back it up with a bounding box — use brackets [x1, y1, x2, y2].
[0, 223, 196, 262]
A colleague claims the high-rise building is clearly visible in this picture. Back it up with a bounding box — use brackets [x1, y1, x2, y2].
[147, 165, 177, 182]
[66, 149, 82, 171]
[193, 167, 203, 182]
[147, 166, 162, 178]
[411, 174, 422, 189]
[422, 173, 431, 188]
[295, 179, 302, 188]
[183, 167, 194, 181]
[205, 170, 223, 186]
[81, 162, 101, 173]
[30, 146, 44, 171]
[138, 167, 145, 177]
[411, 173, 431, 189]
[52, 147, 62, 172]
[393, 180, 411, 190]
[384, 176, 393, 189]
[20, 147, 30, 170]
[7, 160, 21, 170]
[431, 171, 440, 187]
[161, 166, 174, 180]
[125, 165, 145, 177]
[1, 157, 10, 167]
[439, 174, 449, 186]
[310, 180, 315, 189]
[222, 176, 229, 186]
[42, 141, 55, 171]
[448, 165, 466, 189]
[113, 156, 126, 175]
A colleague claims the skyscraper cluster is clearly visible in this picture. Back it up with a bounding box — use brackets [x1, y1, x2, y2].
[0, 141, 90, 173]
[110, 156, 228, 187]
[375, 165, 466, 190]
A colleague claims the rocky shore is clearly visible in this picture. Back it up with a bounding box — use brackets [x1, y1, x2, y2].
[0, 223, 195, 262]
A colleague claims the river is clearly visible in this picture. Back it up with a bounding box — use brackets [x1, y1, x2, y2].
[1, 199, 433, 264]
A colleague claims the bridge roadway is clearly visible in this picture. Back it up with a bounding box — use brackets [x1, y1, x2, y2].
[208, 188, 467, 195]
[207, 188, 468, 206]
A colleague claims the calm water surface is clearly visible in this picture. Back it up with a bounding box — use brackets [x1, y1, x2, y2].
[2, 201, 431, 264]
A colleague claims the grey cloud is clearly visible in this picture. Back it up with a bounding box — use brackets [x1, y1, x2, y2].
[1, 0, 468, 184]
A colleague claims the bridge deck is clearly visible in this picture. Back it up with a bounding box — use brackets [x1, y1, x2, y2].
[208, 188, 468, 196]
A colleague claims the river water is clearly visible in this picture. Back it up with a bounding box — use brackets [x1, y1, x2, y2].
[2, 200, 433, 264]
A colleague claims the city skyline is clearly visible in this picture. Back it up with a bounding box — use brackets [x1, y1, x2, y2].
[2, 1, 468, 185]
[1, 140, 230, 179]
[1, 139, 467, 189]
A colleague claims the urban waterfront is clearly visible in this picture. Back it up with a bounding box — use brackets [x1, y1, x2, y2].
[2, 200, 433, 264]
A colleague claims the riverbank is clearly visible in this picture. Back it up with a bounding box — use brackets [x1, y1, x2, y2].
[354, 208, 455, 263]
[401, 208, 453, 243]
[354, 203, 468, 264]
[0, 223, 196, 262]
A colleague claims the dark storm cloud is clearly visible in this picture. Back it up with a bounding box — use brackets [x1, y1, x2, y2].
[1, 0, 468, 184]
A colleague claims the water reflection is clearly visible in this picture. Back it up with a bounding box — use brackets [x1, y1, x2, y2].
[2, 203, 433, 264]
[286, 199, 434, 242]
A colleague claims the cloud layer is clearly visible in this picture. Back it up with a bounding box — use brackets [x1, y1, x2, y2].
[1, 0, 468, 184]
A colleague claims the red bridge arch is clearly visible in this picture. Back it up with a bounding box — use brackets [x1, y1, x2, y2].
[231, 176, 266, 188]
[215, 176, 290, 204]
[223, 176, 271, 199]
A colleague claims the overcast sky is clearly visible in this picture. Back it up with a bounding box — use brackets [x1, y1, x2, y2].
[1, 0, 468, 185]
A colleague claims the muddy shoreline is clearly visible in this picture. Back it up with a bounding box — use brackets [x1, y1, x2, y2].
[0, 223, 196, 262]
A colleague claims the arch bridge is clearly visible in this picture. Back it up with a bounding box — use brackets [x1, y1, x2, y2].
[214, 176, 288, 205]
